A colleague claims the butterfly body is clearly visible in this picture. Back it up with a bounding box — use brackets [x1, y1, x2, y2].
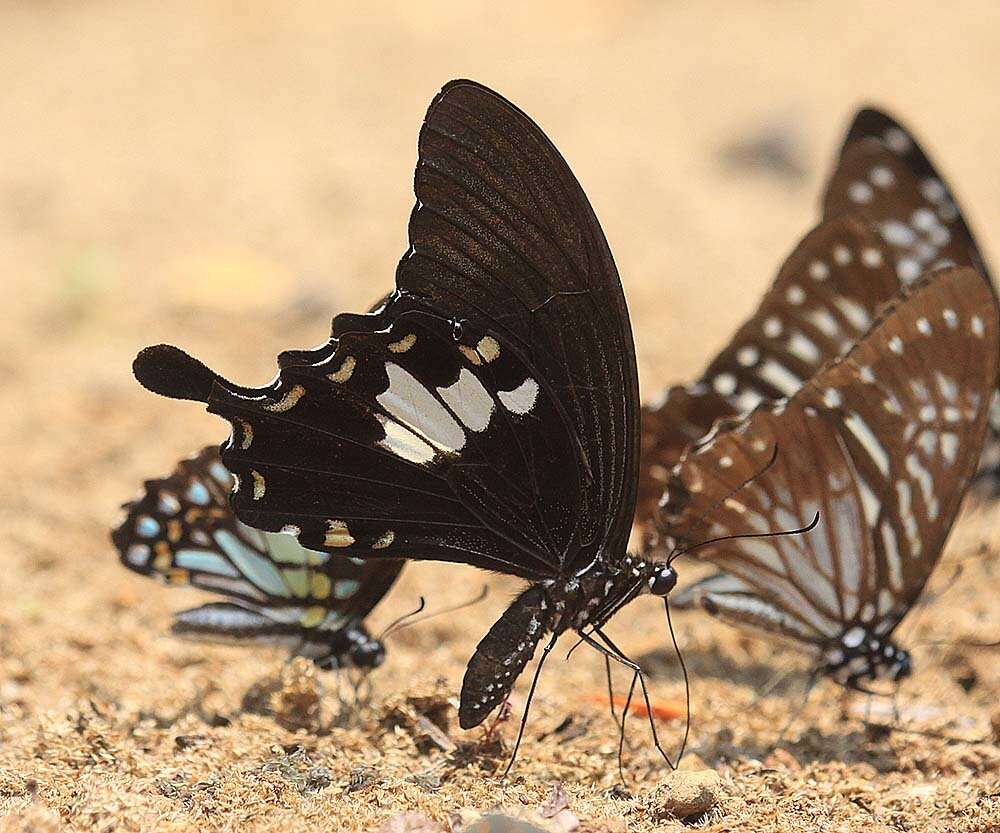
[460, 555, 676, 728]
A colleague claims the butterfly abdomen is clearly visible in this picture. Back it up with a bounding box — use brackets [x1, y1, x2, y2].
[459, 584, 553, 729]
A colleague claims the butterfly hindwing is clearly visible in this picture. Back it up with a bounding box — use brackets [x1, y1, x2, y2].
[660, 267, 998, 646]
[112, 446, 403, 664]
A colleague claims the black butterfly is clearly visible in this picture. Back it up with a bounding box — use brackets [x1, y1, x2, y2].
[638, 107, 996, 529]
[111, 445, 404, 670]
[658, 266, 998, 689]
[129, 81, 680, 749]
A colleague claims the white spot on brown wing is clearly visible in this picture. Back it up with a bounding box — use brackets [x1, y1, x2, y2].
[736, 345, 760, 367]
[809, 260, 830, 280]
[943, 308, 958, 329]
[833, 244, 852, 266]
[438, 368, 495, 432]
[788, 331, 820, 363]
[719, 456, 733, 469]
[881, 220, 917, 248]
[859, 366, 875, 384]
[498, 377, 540, 415]
[897, 258, 921, 283]
[251, 470, 265, 500]
[869, 165, 896, 188]
[712, 372, 737, 396]
[757, 359, 801, 396]
[763, 316, 782, 338]
[822, 388, 843, 409]
[786, 285, 806, 305]
[888, 335, 904, 355]
[921, 178, 946, 203]
[880, 522, 904, 593]
[834, 297, 871, 331]
[916, 317, 932, 336]
[372, 530, 395, 550]
[327, 355, 356, 383]
[972, 316, 985, 337]
[860, 247, 883, 268]
[265, 384, 306, 412]
[943, 406, 961, 423]
[807, 309, 839, 338]
[848, 182, 873, 204]
[388, 333, 417, 353]
[883, 127, 912, 153]
[911, 208, 937, 232]
[940, 432, 959, 463]
[325, 520, 355, 548]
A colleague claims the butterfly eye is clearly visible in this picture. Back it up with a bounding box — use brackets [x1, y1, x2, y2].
[349, 639, 385, 668]
[648, 566, 678, 597]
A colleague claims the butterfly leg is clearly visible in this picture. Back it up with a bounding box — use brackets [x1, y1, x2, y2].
[604, 654, 618, 721]
[501, 632, 558, 780]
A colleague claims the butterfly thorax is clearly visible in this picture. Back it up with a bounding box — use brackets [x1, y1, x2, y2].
[544, 556, 677, 636]
[819, 627, 911, 689]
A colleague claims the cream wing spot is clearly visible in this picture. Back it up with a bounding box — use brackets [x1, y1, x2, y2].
[265, 385, 305, 413]
[763, 316, 782, 338]
[328, 355, 356, 383]
[737, 345, 760, 367]
[251, 470, 266, 501]
[809, 260, 830, 280]
[324, 520, 355, 548]
[848, 182, 873, 204]
[861, 247, 884, 268]
[498, 377, 540, 415]
[372, 530, 395, 550]
[477, 336, 501, 363]
[713, 372, 737, 396]
[388, 333, 417, 353]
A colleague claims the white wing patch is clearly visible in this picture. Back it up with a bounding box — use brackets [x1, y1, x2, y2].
[438, 368, 495, 432]
[378, 362, 466, 452]
[498, 377, 540, 415]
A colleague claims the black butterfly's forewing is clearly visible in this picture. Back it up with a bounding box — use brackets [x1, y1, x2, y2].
[638, 216, 899, 535]
[111, 446, 403, 662]
[660, 267, 998, 646]
[135, 80, 640, 581]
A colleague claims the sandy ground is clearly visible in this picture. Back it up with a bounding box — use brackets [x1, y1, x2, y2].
[4, 2, 1000, 830]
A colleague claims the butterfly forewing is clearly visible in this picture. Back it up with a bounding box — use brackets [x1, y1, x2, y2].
[112, 446, 403, 655]
[826, 108, 990, 282]
[660, 267, 998, 642]
[179, 80, 641, 580]
[638, 215, 900, 530]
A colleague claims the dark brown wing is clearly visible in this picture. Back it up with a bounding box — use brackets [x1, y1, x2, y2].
[659, 267, 998, 642]
[638, 216, 899, 531]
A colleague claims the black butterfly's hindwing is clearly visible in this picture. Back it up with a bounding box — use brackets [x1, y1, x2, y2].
[111, 446, 403, 668]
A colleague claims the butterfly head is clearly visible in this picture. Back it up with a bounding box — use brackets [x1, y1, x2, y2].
[647, 562, 678, 597]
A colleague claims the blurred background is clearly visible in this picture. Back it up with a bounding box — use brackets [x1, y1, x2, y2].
[3, 2, 1000, 827]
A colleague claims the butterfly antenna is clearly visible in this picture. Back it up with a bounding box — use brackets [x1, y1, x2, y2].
[377, 597, 427, 641]
[669, 511, 820, 566]
[380, 584, 489, 640]
[658, 442, 781, 552]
